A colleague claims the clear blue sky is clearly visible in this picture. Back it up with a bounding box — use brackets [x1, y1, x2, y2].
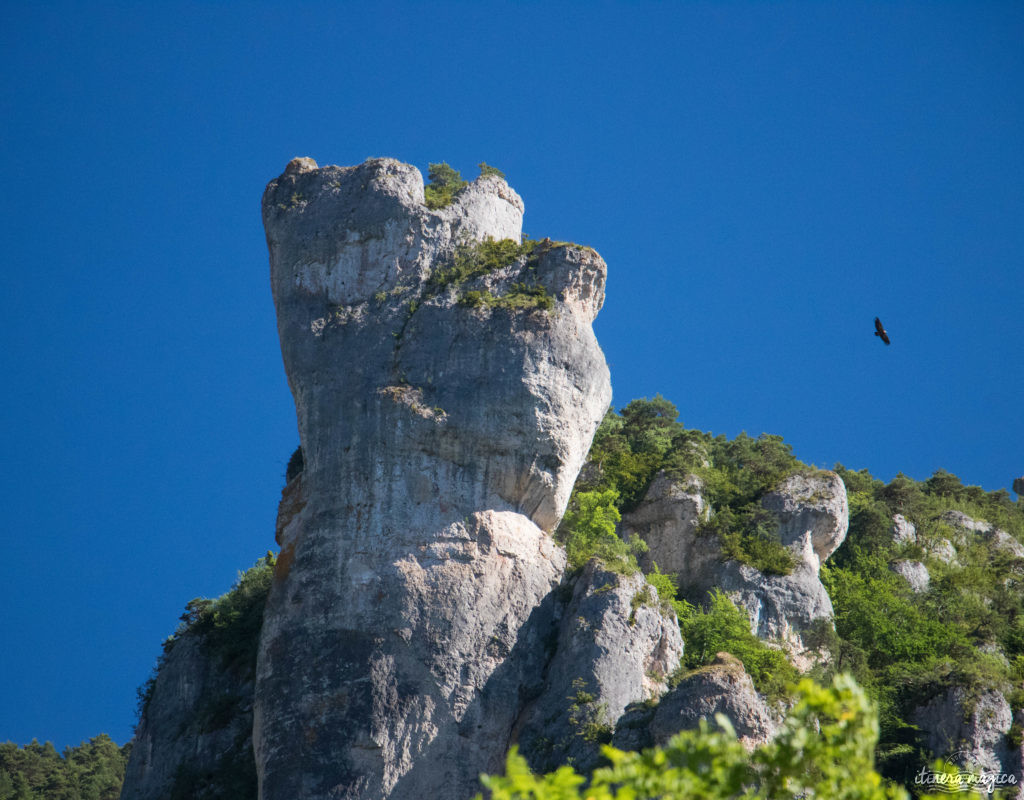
[2, 2, 1021, 750]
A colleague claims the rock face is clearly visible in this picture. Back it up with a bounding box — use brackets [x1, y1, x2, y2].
[891, 514, 917, 546]
[624, 470, 847, 666]
[940, 510, 1024, 559]
[912, 687, 1014, 777]
[620, 471, 711, 577]
[254, 158, 612, 799]
[613, 653, 775, 753]
[516, 560, 683, 773]
[889, 559, 930, 593]
[120, 633, 256, 800]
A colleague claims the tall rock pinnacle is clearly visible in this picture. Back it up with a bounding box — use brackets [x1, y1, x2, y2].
[254, 157, 612, 798]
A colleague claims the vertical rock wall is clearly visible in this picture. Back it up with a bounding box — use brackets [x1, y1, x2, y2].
[254, 158, 612, 799]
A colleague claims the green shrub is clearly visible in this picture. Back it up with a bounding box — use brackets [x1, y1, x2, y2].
[181, 553, 277, 677]
[675, 589, 798, 700]
[556, 489, 645, 573]
[429, 236, 552, 312]
[699, 504, 797, 576]
[644, 563, 686, 618]
[479, 162, 506, 179]
[429, 236, 532, 291]
[423, 162, 468, 209]
[476, 675, 943, 799]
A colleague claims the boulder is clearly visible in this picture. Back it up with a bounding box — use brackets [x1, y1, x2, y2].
[889, 559, 930, 593]
[891, 514, 917, 546]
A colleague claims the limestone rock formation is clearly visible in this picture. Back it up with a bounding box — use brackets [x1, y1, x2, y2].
[120, 633, 256, 800]
[760, 472, 848, 571]
[613, 653, 775, 752]
[912, 686, 1015, 778]
[940, 510, 1024, 559]
[889, 559, 930, 593]
[624, 470, 847, 666]
[619, 471, 711, 577]
[254, 157, 612, 799]
[891, 514, 917, 546]
[515, 560, 683, 773]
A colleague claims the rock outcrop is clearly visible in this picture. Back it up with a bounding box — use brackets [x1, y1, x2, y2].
[891, 514, 917, 546]
[623, 470, 848, 667]
[620, 471, 711, 577]
[254, 158, 612, 799]
[613, 653, 775, 752]
[516, 560, 683, 773]
[120, 633, 256, 800]
[912, 687, 1015, 777]
[890, 559, 930, 593]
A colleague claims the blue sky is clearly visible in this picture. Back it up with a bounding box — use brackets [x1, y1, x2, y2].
[2, 2, 1021, 750]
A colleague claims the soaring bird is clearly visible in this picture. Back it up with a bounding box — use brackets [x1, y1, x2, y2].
[874, 317, 890, 345]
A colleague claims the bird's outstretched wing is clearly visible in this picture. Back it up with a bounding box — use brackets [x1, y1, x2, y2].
[874, 317, 890, 345]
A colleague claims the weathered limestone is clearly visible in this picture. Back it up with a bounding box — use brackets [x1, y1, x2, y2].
[613, 653, 775, 752]
[516, 560, 684, 773]
[891, 514, 917, 546]
[912, 687, 1015, 777]
[254, 158, 612, 799]
[120, 634, 256, 800]
[889, 559, 930, 593]
[620, 471, 711, 577]
[624, 470, 848, 667]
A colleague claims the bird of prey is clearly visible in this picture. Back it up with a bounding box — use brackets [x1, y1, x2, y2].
[874, 317, 890, 345]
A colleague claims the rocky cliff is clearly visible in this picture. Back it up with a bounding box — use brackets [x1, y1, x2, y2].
[621, 469, 848, 669]
[120, 629, 257, 799]
[119, 157, 1024, 800]
[254, 157, 613, 799]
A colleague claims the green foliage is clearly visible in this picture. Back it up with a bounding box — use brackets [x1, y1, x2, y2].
[567, 679, 613, 745]
[426, 235, 554, 312]
[475, 675, 952, 800]
[479, 162, 506, 179]
[577, 398, 688, 511]
[822, 463, 1024, 784]
[644, 563, 686, 618]
[423, 161, 467, 209]
[135, 553, 276, 724]
[699, 504, 797, 576]
[460, 283, 554, 312]
[431, 236, 534, 289]
[556, 489, 645, 573]
[675, 589, 798, 700]
[572, 399, 806, 574]
[179, 552, 276, 676]
[0, 735, 129, 800]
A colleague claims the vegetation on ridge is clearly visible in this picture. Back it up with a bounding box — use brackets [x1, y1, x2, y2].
[135, 553, 276, 722]
[429, 234, 555, 312]
[558, 396, 805, 577]
[813, 463, 1024, 784]
[423, 162, 467, 209]
[556, 393, 1024, 791]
